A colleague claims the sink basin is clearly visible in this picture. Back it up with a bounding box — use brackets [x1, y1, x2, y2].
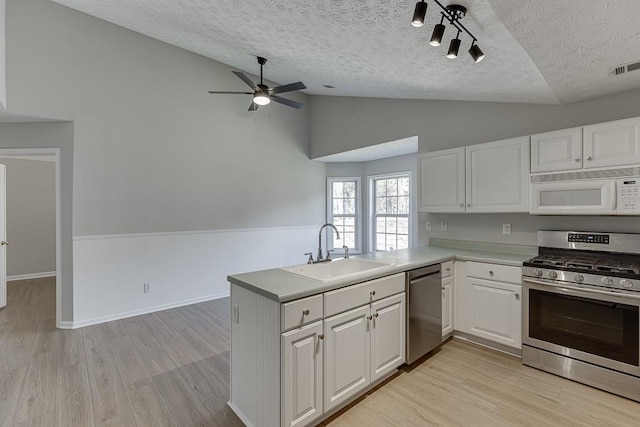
[281, 258, 396, 282]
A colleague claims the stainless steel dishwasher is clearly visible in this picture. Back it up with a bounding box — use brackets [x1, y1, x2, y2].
[406, 264, 442, 364]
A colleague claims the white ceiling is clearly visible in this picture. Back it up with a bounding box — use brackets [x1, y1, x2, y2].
[50, 0, 640, 105]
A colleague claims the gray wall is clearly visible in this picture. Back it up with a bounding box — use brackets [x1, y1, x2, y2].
[6, 0, 325, 237]
[0, 122, 74, 321]
[0, 0, 5, 109]
[0, 157, 56, 277]
[310, 89, 640, 159]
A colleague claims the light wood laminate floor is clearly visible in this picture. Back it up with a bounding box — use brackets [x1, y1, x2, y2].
[1, 279, 639, 427]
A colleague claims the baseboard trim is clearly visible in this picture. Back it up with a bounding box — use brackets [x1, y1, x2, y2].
[69, 292, 229, 329]
[58, 321, 74, 330]
[7, 271, 57, 282]
[227, 401, 255, 427]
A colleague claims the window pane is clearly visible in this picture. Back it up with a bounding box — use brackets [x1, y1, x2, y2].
[386, 217, 397, 233]
[344, 182, 355, 198]
[333, 234, 341, 248]
[376, 218, 386, 233]
[376, 197, 386, 214]
[332, 182, 343, 198]
[387, 197, 397, 214]
[333, 217, 344, 227]
[398, 177, 410, 195]
[345, 217, 355, 227]
[333, 201, 344, 214]
[376, 233, 386, 251]
[397, 234, 409, 250]
[385, 234, 397, 251]
[398, 196, 410, 214]
[397, 217, 409, 234]
[344, 199, 355, 215]
[343, 233, 355, 248]
[387, 179, 398, 196]
[376, 180, 387, 197]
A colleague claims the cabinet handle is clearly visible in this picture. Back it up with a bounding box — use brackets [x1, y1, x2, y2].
[367, 315, 373, 320]
[374, 313, 379, 318]
[302, 309, 310, 316]
[574, 158, 581, 162]
[586, 156, 593, 161]
[370, 290, 376, 296]
[489, 271, 494, 277]
[515, 293, 520, 300]
[467, 204, 471, 207]
[459, 203, 464, 208]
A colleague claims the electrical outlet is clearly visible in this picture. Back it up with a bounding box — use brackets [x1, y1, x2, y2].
[143, 283, 150, 293]
[441, 221, 448, 232]
[425, 221, 432, 231]
[503, 224, 511, 235]
[232, 304, 240, 324]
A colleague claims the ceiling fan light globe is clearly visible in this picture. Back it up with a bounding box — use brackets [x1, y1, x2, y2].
[253, 94, 271, 106]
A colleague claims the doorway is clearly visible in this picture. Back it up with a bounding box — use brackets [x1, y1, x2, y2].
[0, 148, 62, 327]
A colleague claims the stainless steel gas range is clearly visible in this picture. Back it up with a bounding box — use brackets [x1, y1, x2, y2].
[522, 230, 640, 402]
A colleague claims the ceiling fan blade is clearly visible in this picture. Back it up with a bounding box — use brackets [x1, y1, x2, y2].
[271, 95, 303, 109]
[208, 91, 253, 94]
[271, 82, 306, 94]
[248, 102, 259, 111]
[233, 71, 259, 90]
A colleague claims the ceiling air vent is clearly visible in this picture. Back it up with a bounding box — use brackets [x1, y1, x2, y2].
[610, 60, 640, 76]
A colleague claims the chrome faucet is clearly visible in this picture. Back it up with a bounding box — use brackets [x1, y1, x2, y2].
[317, 223, 340, 263]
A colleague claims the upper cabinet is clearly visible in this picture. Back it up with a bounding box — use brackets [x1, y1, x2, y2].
[418, 138, 530, 213]
[531, 117, 640, 173]
[418, 147, 465, 213]
[466, 137, 530, 213]
[531, 128, 583, 173]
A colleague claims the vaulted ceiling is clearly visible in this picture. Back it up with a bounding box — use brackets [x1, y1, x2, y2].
[51, 0, 640, 105]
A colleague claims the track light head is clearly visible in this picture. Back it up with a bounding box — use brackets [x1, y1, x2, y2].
[411, 1, 428, 27]
[447, 35, 461, 59]
[469, 43, 485, 63]
[429, 22, 446, 46]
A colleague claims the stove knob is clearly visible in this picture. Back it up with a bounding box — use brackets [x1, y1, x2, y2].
[601, 277, 614, 286]
[574, 274, 584, 282]
[534, 268, 543, 277]
[620, 279, 634, 289]
[548, 271, 558, 279]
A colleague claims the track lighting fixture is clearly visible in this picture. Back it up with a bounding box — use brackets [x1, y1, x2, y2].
[429, 15, 446, 46]
[411, 1, 486, 63]
[411, 1, 428, 27]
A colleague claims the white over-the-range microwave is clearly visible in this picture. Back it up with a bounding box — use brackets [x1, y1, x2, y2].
[530, 167, 640, 215]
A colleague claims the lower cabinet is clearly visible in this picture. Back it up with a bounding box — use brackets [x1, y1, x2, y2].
[441, 276, 453, 336]
[282, 321, 324, 427]
[323, 293, 406, 412]
[467, 277, 522, 348]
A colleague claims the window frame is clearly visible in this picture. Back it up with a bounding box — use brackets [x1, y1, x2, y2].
[368, 171, 413, 253]
[326, 177, 362, 255]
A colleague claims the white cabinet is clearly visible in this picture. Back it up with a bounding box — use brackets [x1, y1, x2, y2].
[467, 278, 522, 349]
[441, 261, 453, 337]
[323, 292, 406, 412]
[531, 127, 583, 173]
[465, 137, 530, 213]
[583, 117, 640, 169]
[418, 138, 529, 213]
[282, 321, 323, 427]
[418, 148, 465, 212]
[530, 117, 640, 173]
[323, 305, 371, 412]
[370, 293, 405, 382]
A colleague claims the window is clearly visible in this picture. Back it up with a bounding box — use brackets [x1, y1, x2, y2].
[370, 174, 411, 252]
[327, 177, 361, 253]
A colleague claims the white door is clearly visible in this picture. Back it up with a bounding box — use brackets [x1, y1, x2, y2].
[466, 137, 530, 213]
[531, 127, 583, 173]
[583, 117, 640, 168]
[0, 164, 6, 309]
[467, 278, 522, 349]
[323, 305, 370, 412]
[281, 321, 323, 427]
[370, 293, 405, 382]
[418, 148, 465, 212]
[441, 276, 453, 336]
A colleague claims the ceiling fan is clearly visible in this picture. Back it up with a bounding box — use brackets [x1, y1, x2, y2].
[208, 56, 306, 111]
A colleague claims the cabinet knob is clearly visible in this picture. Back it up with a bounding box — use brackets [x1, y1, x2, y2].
[586, 156, 593, 161]
[302, 309, 310, 316]
[370, 290, 376, 296]
[459, 203, 464, 208]
[374, 313, 379, 318]
[367, 315, 373, 320]
[574, 158, 581, 162]
[319, 334, 324, 340]
[467, 203, 471, 207]
[0, 241, 8, 246]
[515, 293, 520, 300]
[489, 271, 494, 277]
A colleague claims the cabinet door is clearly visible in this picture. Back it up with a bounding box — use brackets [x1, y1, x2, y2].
[370, 293, 405, 383]
[282, 322, 323, 427]
[418, 148, 465, 212]
[531, 127, 583, 172]
[442, 276, 453, 337]
[323, 305, 370, 412]
[467, 277, 522, 349]
[583, 117, 640, 168]
[466, 137, 530, 213]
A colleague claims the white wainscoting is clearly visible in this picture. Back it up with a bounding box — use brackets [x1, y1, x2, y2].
[72, 225, 320, 328]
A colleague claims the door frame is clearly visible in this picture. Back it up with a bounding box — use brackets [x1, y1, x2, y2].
[0, 148, 62, 328]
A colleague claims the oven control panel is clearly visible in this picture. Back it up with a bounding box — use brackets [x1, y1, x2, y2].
[617, 178, 640, 215]
[567, 233, 610, 244]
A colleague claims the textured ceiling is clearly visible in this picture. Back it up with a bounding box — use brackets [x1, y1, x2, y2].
[50, 0, 640, 104]
[315, 136, 418, 162]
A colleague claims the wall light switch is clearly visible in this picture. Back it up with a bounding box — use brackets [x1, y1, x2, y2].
[425, 221, 432, 231]
[441, 221, 448, 232]
[503, 224, 511, 235]
[143, 283, 150, 293]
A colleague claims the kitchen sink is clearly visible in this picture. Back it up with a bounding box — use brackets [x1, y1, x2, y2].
[280, 258, 396, 282]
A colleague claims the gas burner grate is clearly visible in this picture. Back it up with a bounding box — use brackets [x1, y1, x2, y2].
[528, 255, 570, 267]
[595, 260, 640, 275]
[565, 257, 599, 270]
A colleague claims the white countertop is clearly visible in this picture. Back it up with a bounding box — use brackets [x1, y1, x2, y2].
[227, 244, 536, 303]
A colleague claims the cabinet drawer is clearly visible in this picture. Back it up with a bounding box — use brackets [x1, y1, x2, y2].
[324, 273, 405, 317]
[441, 261, 454, 278]
[466, 262, 521, 284]
[281, 294, 323, 332]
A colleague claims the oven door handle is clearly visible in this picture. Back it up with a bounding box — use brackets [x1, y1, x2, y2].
[524, 278, 640, 301]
